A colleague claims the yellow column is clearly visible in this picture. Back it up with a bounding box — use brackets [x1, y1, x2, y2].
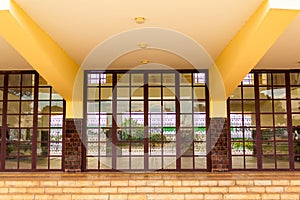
[0, 0, 79, 101]
[215, 0, 299, 98]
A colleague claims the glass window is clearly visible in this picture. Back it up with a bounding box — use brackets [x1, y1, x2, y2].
[0, 71, 65, 171]
[85, 71, 208, 171]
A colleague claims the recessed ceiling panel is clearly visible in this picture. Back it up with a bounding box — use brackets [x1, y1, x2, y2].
[108, 49, 194, 70]
[15, 0, 263, 65]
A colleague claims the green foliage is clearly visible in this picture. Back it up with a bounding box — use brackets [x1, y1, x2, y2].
[233, 141, 253, 150]
[150, 133, 166, 142]
[120, 118, 166, 142]
[120, 118, 144, 142]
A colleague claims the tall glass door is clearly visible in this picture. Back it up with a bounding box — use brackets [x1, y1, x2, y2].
[85, 70, 208, 171]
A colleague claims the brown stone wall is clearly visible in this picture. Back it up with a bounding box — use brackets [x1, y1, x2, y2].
[64, 119, 83, 172]
[209, 118, 229, 172]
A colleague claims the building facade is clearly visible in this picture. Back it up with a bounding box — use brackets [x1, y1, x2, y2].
[1, 69, 300, 172]
[1, 1, 300, 174]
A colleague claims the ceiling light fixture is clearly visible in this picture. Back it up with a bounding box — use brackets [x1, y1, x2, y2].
[138, 43, 148, 49]
[141, 60, 149, 64]
[134, 17, 145, 24]
[0, 0, 10, 10]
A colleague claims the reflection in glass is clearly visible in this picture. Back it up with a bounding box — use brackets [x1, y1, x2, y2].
[180, 101, 192, 113]
[149, 115, 161, 127]
[131, 101, 143, 112]
[193, 87, 205, 99]
[163, 101, 175, 112]
[290, 73, 300, 85]
[262, 156, 275, 169]
[243, 87, 255, 99]
[7, 88, 21, 100]
[274, 100, 286, 112]
[180, 87, 192, 99]
[21, 115, 33, 127]
[149, 74, 161, 86]
[163, 87, 175, 99]
[260, 114, 273, 126]
[273, 87, 286, 99]
[21, 101, 34, 114]
[194, 101, 206, 112]
[117, 88, 130, 99]
[19, 142, 32, 155]
[7, 116, 19, 128]
[149, 88, 161, 99]
[21, 129, 32, 140]
[87, 88, 99, 100]
[21, 88, 34, 100]
[180, 74, 192, 85]
[100, 101, 112, 113]
[180, 114, 192, 127]
[116, 101, 129, 113]
[149, 101, 161, 112]
[131, 87, 143, 99]
[0, 74, 4, 86]
[38, 101, 50, 113]
[230, 101, 242, 113]
[22, 74, 34, 86]
[232, 156, 244, 169]
[131, 74, 144, 86]
[100, 88, 112, 100]
[243, 100, 256, 113]
[291, 100, 300, 112]
[276, 142, 289, 154]
[102, 74, 113, 86]
[230, 87, 241, 99]
[39, 88, 51, 100]
[246, 156, 257, 169]
[117, 74, 130, 86]
[38, 115, 50, 127]
[274, 114, 287, 126]
[275, 128, 288, 140]
[51, 90, 63, 100]
[7, 102, 19, 113]
[163, 74, 175, 86]
[8, 74, 20, 86]
[262, 142, 274, 154]
[260, 100, 272, 113]
[181, 157, 193, 169]
[259, 87, 270, 99]
[273, 73, 285, 85]
[163, 114, 175, 127]
[19, 157, 32, 169]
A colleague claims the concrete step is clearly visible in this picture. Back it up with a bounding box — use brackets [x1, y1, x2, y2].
[0, 172, 300, 200]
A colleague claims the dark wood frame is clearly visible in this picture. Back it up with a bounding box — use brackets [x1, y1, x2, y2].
[0, 71, 66, 171]
[228, 70, 300, 171]
[84, 70, 209, 171]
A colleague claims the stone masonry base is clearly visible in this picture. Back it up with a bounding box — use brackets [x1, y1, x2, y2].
[0, 172, 300, 200]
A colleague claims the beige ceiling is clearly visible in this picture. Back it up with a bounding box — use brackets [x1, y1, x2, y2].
[108, 49, 194, 70]
[1, 0, 300, 70]
[255, 14, 300, 69]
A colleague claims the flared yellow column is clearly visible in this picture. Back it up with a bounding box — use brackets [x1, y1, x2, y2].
[215, 0, 299, 99]
[0, 0, 79, 101]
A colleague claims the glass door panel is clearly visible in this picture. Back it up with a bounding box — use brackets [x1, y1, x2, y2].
[85, 71, 208, 171]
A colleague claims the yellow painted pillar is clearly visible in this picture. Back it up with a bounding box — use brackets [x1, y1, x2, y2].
[0, 0, 79, 101]
[215, 0, 299, 99]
